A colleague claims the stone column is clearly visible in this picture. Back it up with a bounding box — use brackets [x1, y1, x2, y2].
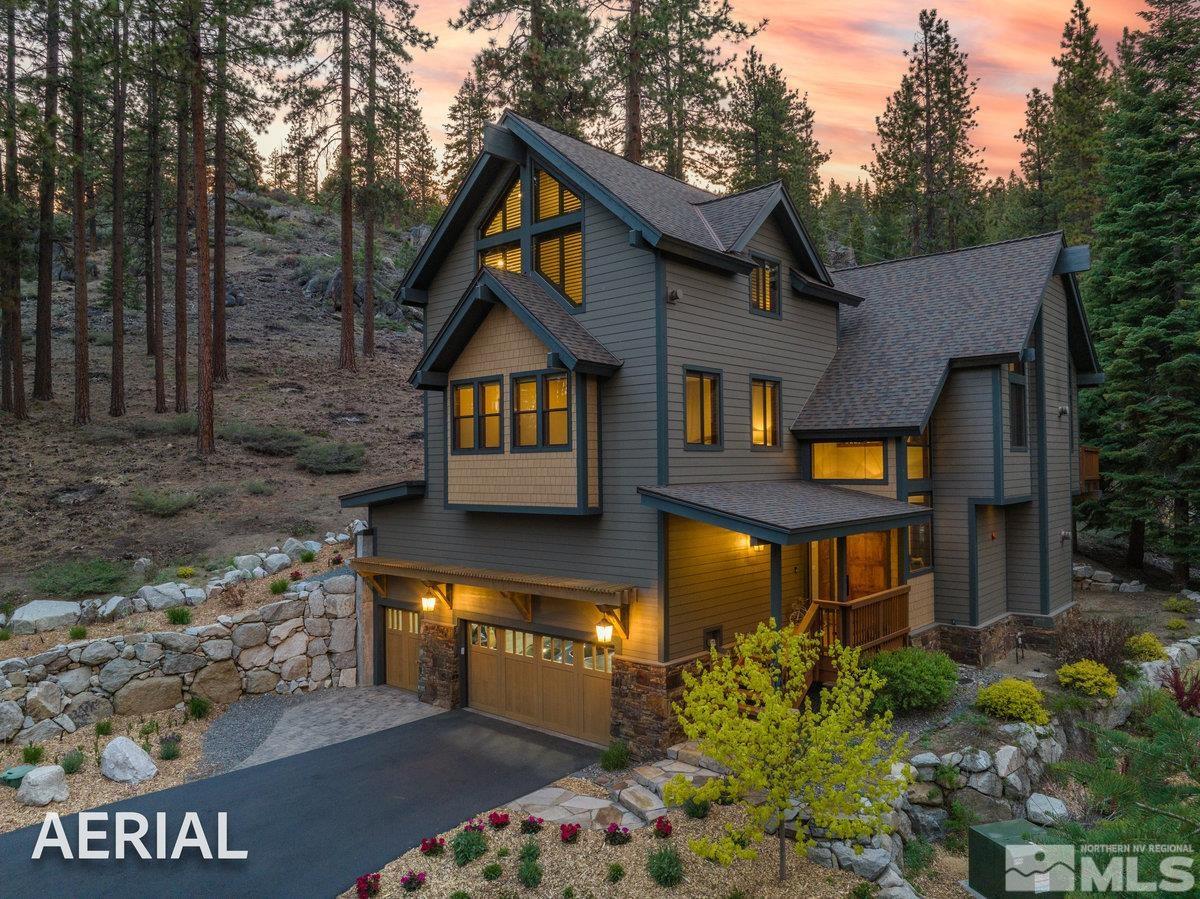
[610, 656, 690, 760]
[418, 622, 460, 709]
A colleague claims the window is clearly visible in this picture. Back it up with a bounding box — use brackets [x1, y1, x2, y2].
[480, 241, 521, 273]
[685, 370, 721, 447]
[750, 257, 780, 315]
[482, 177, 521, 236]
[582, 643, 612, 672]
[535, 169, 581, 221]
[812, 441, 885, 480]
[750, 378, 780, 447]
[1008, 362, 1027, 449]
[512, 371, 570, 449]
[907, 492, 933, 571]
[469, 623, 497, 649]
[536, 227, 583, 305]
[541, 636, 574, 665]
[505, 629, 536, 657]
[451, 379, 501, 453]
[907, 429, 931, 481]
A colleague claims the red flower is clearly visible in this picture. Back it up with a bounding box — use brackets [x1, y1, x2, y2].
[399, 870, 426, 893]
[355, 872, 381, 899]
[487, 811, 510, 829]
[520, 815, 544, 834]
[419, 837, 445, 855]
[560, 822, 582, 844]
[654, 816, 672, 838]
[603, 822, 631, 845]
[290, 570, 303, 581]
[463, 818, 485, 833]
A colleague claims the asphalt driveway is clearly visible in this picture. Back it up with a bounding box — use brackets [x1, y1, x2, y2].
[0, 710, 597, 898]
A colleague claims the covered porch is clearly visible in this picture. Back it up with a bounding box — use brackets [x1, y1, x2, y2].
[639, 481, 931, 683]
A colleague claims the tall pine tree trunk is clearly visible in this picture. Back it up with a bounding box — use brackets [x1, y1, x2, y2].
[623, 0, 642, 163]
[337, 0, 355, 371]
[33, 0, 58, 401]
[69, 0, 88, 425]
[1125, 519, 1145, 570]
[2, 0, 26, 419]
[108, 0, 127, 417]
[174, 84, 188, 413]
[189, 0, 213, 453]
[362, 0, 377, 358]
[147, 6, 165, 412]
[211, 0, 228, 384]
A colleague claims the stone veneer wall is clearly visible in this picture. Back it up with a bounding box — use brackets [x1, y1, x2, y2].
[910, 604, 1078, 666]
[0, 576, 359, 746]
[610, 657, 695, 760]
[418, 622, 460, 709]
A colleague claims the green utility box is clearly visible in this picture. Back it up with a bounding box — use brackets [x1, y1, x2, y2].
[967, 819, 1070, 899]
[1, 764, 36, 788]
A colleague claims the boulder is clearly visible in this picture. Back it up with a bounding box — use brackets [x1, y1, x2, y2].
[309, 654, 331, 684]
[137, 583, 187, 611]
[259, 599, 305, 623]
[272, 631, 308, 663]
[282, 538, 307, 561]
[161, 652, 207, 675]
[233, 554, 262, 573]
[1091, 570, 1114, 584]
[0, 699, 23, 741]
[100, 736, 158, 784]
[951, 788, 1013, 824]
[237, 644, 274, 668]
[323, 574, 355, 595]
[303, 540, 322, 554]
[133, 558, 153, 574]
[16, 766, 69, 806]
[268, 618, 303, 645]
[10, 600, 81, 635]
[202, 639, 234, 661]
[992, 745, 1025, 778]
[25, 681, 66, 721]
[99, 657, 148, 693]
[306, 589, 326, 618]
[326, 593, 355, 618]
[1003, 769, 1031, 800]
[337, 667, 356, 687]
[191, 660, 241, 704]
[16, 719, 63, 744]
[153, 632, 200, 652]
[1037, 738, 1063, 765]
[80, 640, 119, 665]
[329, 618, 356, 653]
[306, 638, 327, 657]
[244, 670, 279, 694]
[304, 617, 330, 638]
[832, 843, 892, 881]
[65, 693, 113, 726]
[56, 667, 93, 696]
[134, 642, 164, 663]
[97, 595, 132, 621]
[1026, 793, 1068, 826]
[183, 588, 207, 607]
[906, 781, 944, 806]
[967, 770, 1003, 798]
[113, 676, 183, 714]
[262, 553, 291, 575]
[279, 655, 309, 681]
[29, 646, 68, 669]
[232, 622, 268, 648]
[999, 722, 1040, 755]
[958, 748, 992, 773]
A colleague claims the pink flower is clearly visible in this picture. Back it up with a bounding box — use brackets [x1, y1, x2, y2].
[463, 818, 485, 833]
[520, 815, 544, 834]
[488, 811, 510, 829]
[419, 837, 445, 855]
[560, 822, 582, 843]
[654, 816, 673, 838]
[355, 873, 381, 899]
[399, 869, 425, 893]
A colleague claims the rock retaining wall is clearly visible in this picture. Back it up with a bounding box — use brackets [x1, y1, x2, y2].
[0, 577, 359, 745]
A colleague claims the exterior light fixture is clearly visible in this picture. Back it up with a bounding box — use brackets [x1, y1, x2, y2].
[595, 618, 615, 644]
[420, 595, 438, 613]
[748, 536, 768, 551]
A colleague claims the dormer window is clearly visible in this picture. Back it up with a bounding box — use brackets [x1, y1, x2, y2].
[482, 177, 522, 237]
[535, 169, 580, 221]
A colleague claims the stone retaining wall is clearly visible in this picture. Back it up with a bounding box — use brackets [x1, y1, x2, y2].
[0, 576, 359, 745]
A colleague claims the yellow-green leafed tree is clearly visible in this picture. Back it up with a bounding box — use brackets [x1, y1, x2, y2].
[664, 621, 908, 880]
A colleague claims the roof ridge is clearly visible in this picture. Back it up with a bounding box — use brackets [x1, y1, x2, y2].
[692, 180, 782, 207]
[831, 231, 1065, 273]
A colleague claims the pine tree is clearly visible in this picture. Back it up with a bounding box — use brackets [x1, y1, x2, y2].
[1, 0, 27, 419]
[1083, 2, 1200, 579]
[68, 0, 88, 425]
[187, 0, 213, 453]
[108, 0, 128, 417]
[173, 80, 188, 413]
[1016, 87, 1054, 233]
[32, 0, 59, 401]
[442, 57, 492, 194]
[143, 0, 166, 412]
[1048, 0, 1110, 245]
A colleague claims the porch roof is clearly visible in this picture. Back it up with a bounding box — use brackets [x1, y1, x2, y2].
[637, 480, 930, 545]
[350, 556, 637, 606]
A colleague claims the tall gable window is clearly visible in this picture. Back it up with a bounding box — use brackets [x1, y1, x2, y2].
[480, 242, 521, 272]
[685, 370, 721, 448]
[750, 378, 780, 447]
[482, 177, 522, 237]
[535, 169, 580, 221]
[907, 429, 931, 481]
[512, 371, 571, 450]
[1008, 362, 1028, 449]
[750, 256, 780, 316]
[536, 229, 583, 305]
[812, 441, 885, 481]
[451, 379, 502, 453]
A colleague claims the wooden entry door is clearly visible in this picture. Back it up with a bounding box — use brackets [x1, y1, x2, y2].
[466, 623, 613, 744]
[846, 531, 892, 599]
[384, 608, 421, 691]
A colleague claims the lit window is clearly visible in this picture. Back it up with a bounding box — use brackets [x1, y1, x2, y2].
[469, 623, 497, 649]
[512, 371, 570, 450]
[583, 643, 612, 672]
[1008, 362, 1027, 449]
[907, 429, 930, 480]
[480, 241, 521, 272]
[514, 376, 539, 447]
[480, 381, 501, 449]
[812, 441, 885, 480]
[482, 177, 521, 236]
[452, 383, 475, 451]
[451, 379, 501, 452]
[685, 370, 721, 447]
[536, 227, 583, 305]
[535, 169, 580, 221]
[907, 493, 933, 571]
[750, 257, 780, 315]
[751, 378, 780, 447]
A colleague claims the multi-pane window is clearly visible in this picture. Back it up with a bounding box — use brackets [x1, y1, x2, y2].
[536, 228, 583, 305]
[907, 493, 933, 571]
[469, 623, 498, 649]
[582, 643, 612, 672]
[750, 257, 780, 315]
[685, 370, 721, 447]
[1009, 362, 1028, 449]
[451, 379, 501, 452]
[535, 170, 581, 221]
[504, 629, 537, 657]
[512, 372, 570, 449]
[541, 635, 575, 665]
[907, 429, 931, 481]
[812, 441, 885, 480]
[750, 378, 780, 447]
[482, 177, 522, 236]
[480, 242, 521, 272]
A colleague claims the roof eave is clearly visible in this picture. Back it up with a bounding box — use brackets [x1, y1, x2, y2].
[790, 269, 864, 306]
[339, 480, 426, 508]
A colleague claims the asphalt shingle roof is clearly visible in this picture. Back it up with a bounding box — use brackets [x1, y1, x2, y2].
[792, 232, 1065, 435]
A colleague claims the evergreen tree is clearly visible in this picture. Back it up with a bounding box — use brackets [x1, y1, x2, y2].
[1083, 2, 1200, 579]
[442, 57, 492, 194]
[1016, 87, 1054, 232]
[0, 0, 28, 419]
[1048, 0, 1110, 244]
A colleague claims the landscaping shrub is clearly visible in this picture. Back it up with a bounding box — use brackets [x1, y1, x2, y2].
[418, 837, 445, 856]
[653, 815, 672, 838]
[177, 566, 196, 579]
[559, 822, 581, 843]
[30, 558, 129, 598]
[159, 733, 182, 761]
[60, 749, 85, 775]
[0, 629, 9, 641]
[95, 720, 113, 736]
[518, 840, 540, 863]
[517, 858, 543, 889]
[487, 811, 510, 829]
[355, 873, 381, 899]
[519, 816, 544, 834]
[682, 795, 709, 819]
[1055, 616, 1135, 675]
[1126, 687, 1174, 735]
[299, 548, 316, 563]
[69, 625, 87, 640]
[647, 844, 684, 888]
[188, 696, 212, 719]
[218, 421, 309, 456]
[604, 822, 632, 845]
[129, 413, 197, 438]
[868, 647, 958, 714]
[1126, 632, 1167, 662]
[450, 828, 487, 866]
[1056, 659, 1119, 699]
[904, 836, 935, 875]
[1166, 618, 1189, 632]
[296, 439, 366, 474]
[448, 893, 469, 899]
[599, 739, 630, 771]
[606, 863, 625, 884]
[1159, 665, 1200, 716]
[944, 800, 978, 855]
[399, 870, 425, 893]
[482, 863, 502, 881]
[976, 678, 1050, 725]
[269, 578, 290, 595]
[1163, 596, 1195, 614]
[130, 487, 197, 517]
[167, 607, 192, 626]
[22, 745, 44, 764]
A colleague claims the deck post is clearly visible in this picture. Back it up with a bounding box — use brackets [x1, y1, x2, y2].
[836, 537, 849, 645]
[769, 542, 783, 626]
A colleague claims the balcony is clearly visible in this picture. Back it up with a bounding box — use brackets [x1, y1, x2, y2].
[796, 585, 911, 686]
[1079, 445, 1101, 497]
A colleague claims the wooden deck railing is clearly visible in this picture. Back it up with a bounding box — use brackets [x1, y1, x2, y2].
[796, 584, 911, 686]
[1080, 446, 1101, 497]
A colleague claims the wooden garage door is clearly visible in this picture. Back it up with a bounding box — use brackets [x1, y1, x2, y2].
[466, 623, 612, 745]
[384, 608, 421, 691]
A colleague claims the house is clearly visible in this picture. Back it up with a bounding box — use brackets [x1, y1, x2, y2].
[341, 112, 1102, 757]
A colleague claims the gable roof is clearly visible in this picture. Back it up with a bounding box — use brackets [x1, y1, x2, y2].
[400, 113, 843, 299]
[410, 267, 622, 388]
[792, 232, 1097, 437]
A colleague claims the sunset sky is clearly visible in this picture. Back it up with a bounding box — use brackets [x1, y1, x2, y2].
[265, 0, 1145, 186]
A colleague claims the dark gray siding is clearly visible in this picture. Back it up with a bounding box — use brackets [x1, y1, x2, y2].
[976, 503, 1007, 624]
